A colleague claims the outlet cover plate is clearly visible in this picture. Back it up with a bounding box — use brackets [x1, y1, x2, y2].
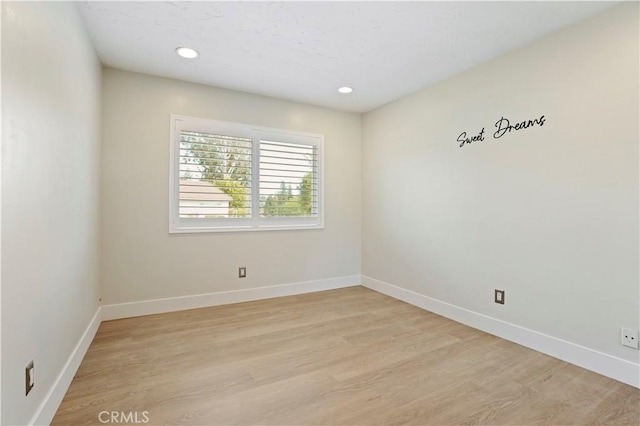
[494, 289, 505, 305]
[621, 328, 639, 349]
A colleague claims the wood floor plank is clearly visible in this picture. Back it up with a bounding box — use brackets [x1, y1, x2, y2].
[53, 287, 639, 425]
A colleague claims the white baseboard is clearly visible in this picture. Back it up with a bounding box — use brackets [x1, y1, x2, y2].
[362, 275, 640, 388]
[29, 307, 103, 426]
[102, 275, 361, 321]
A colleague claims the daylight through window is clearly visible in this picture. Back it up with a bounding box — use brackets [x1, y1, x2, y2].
[170, 115, 323, 232]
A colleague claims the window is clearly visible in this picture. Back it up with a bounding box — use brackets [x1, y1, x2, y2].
[170, 115, 323, 233]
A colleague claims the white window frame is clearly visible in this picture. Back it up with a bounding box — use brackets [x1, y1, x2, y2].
[169, 114, 324, 233]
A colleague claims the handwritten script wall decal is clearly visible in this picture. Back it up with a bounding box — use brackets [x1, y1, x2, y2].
[457, 115, 546, 148]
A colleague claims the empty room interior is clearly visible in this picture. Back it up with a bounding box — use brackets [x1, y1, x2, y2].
[2, 1, 640, 425]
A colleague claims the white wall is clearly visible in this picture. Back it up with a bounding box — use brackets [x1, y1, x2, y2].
[363, 2, 638, 371]
[101, 68, 361, 305]
[1, 3, 102, 424]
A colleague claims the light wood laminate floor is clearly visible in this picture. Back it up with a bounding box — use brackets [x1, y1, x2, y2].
[53, 287, 639, 425]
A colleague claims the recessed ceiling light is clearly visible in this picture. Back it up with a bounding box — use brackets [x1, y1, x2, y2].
[338, 86, 353, 94]
[176, 46, 199, 59]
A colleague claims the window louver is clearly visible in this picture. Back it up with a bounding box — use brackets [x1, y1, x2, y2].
[259, 141, 318, 218]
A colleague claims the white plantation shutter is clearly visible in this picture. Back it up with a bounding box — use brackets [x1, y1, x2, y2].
[170, 115, 323, 233]
[259, 140, 318, 218]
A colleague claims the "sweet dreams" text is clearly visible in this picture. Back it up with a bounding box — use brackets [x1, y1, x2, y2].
[457, 114, 546, 148]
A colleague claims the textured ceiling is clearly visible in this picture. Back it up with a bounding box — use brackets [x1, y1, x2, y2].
[77, 1, 616, 113]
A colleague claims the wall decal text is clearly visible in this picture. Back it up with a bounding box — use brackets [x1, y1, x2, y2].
[457, 115, 546, 148]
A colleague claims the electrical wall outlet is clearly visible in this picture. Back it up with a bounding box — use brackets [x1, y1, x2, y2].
[494, 289, 505, 305]
[621, 328, 639, 349]
[238, 267, 246, 278]
[25, 361, 34, 396]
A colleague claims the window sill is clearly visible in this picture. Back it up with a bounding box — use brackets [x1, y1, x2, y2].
[169, 223, 324, 234]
